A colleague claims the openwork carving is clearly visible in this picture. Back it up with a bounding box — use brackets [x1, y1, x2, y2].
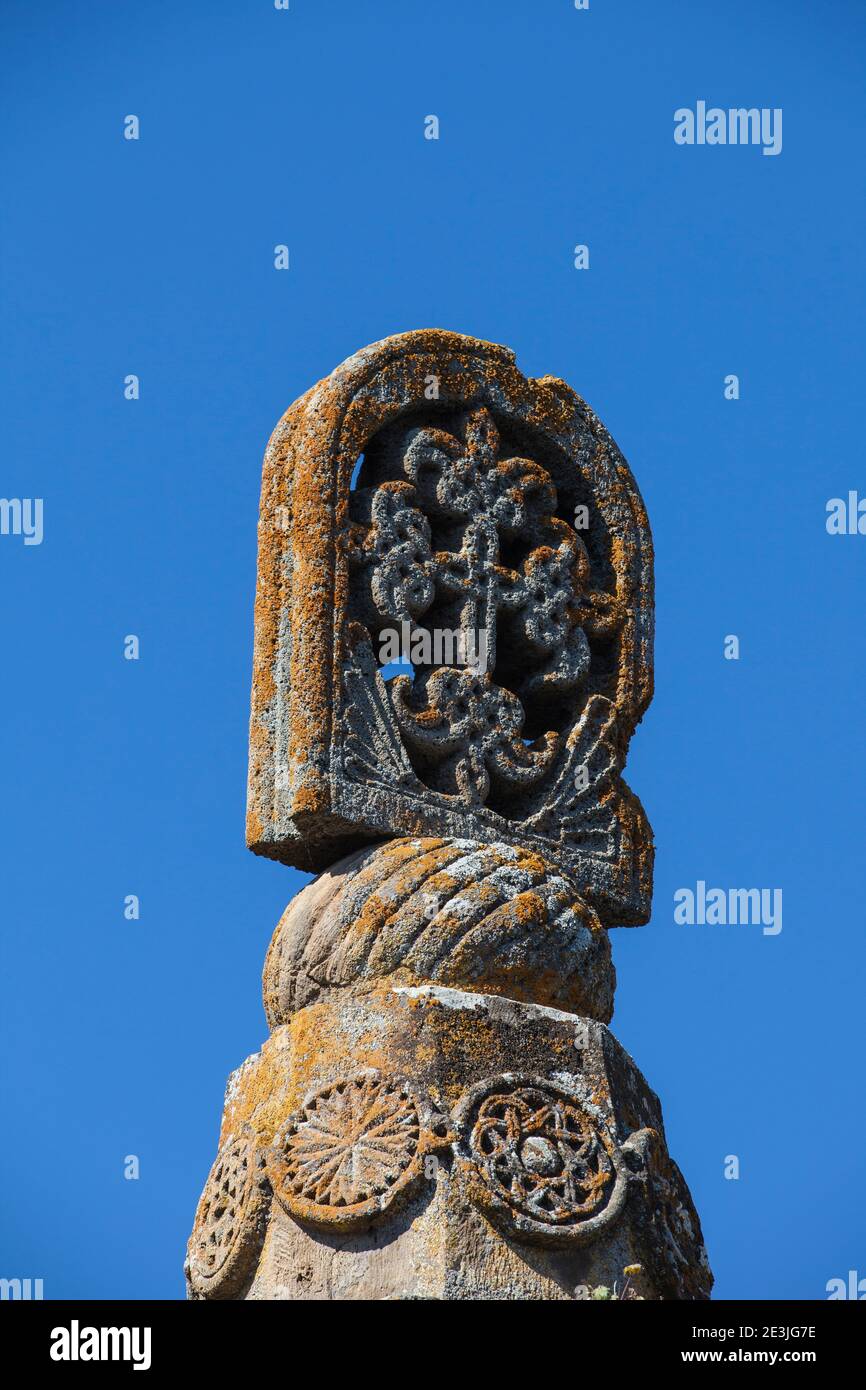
[268, 1071, 443, 1231]
[454, 1075, 632, 1247]
[247, 330, 653, 925]
[346, 406, 625, 816]
[186, 1129, 271, 1299]
[349, 407, 611, 748]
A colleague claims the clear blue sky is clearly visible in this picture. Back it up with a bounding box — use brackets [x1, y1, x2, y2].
[1, 0, 863, 1300]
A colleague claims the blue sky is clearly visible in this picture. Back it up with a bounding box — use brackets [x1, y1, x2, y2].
[1, 0, 863, 1300]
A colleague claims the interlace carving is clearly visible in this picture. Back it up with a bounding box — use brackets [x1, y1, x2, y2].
[393, 669, 558, 805]
[455, 1075, 633, 1246]
[248, 331, 654, 918]
[348, 406, 621, 812]
[470, 1085, 614, 1222]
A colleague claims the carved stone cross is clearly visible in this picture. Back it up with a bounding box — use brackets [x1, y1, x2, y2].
[186, 331, 712, 1301]
[433, 513, 522, 673]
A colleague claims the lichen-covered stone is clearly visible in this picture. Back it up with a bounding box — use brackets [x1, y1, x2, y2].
[247, 330, 653, 927]
[187, 332, 712, 1301]
[186, 987, 711, 1301]
[263, 835, 615, 1022]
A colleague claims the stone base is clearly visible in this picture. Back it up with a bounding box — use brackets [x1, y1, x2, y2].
[186, 985, 711, 1301]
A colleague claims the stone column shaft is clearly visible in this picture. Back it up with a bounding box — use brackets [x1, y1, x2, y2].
[186, 332, 712, 1301]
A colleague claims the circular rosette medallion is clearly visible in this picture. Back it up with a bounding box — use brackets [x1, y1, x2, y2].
[269, 1071, 439, 1231]
[454, 1074, 629, 1247]
[185, 1128, 271, 1299]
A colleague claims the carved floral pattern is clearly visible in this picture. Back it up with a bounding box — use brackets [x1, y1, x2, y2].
[268, 1072, 439, 1230]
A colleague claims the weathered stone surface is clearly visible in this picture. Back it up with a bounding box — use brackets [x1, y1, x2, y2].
[186, 986, 711, 1301]
[185, 1129, 270, 1301]
[247, 330, 653, 926]
[187, 332, 712, 1301]
[263, 835, 615, 1022]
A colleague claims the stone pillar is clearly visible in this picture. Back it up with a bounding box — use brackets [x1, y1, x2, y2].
[185, 331, 712, 1301]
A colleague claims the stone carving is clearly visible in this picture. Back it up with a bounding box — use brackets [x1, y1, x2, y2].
[350, 407, 608, 734]
[636, 1131, 715, 1301]
[339, 631, 646, 928]
[454, 1074, 638, 1247]
[268, 1071, 445, 1232]
[246, 330, 653, 926]
[188, 332, 712, 1301]
[263, 835, 614, 1021]
[193, 991, 711, 1299]
[186, 1129, 271, 1300]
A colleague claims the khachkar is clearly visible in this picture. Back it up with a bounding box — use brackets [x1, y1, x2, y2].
[185, 330, 712, 1301]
